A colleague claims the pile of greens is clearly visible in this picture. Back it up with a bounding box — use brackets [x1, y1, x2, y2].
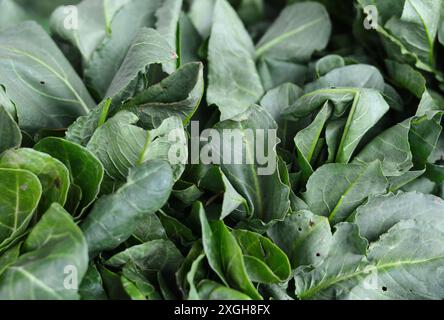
[0, 0, 444, 300]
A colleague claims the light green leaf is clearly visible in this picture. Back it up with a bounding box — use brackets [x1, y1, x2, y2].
[79, 263, 107, 300]
[353, 119, 413, 176]
[34, 137, 104, 216]
[232, 229, 291, 284]
[303, 161, 388, 224]
[197, 202, 262, 299]
[106, 239, 183, 276]
[355, 192, 444, 242]
[0, 22, 94, 134]
[256, 2, 331, 61]
[105, 27, 177, 109]
[0, 0, 27, 30]
[0, 148, 70, 213]
[295, 102, 332, 180]
[155, 0, 183, 73]
[214, 105, 291, 225]
[207, 0, 264, 121]
[124, 62, 204, 129]
[0, 106, 21, 155]
[0, 203, 88, 300]
[196, 280, 252, 300]
[268, 210, 332, 269]
[0, 168, 41, 251]
[81, 160, 174, 255]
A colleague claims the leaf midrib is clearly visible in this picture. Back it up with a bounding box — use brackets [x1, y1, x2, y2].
[298, 254, 444, 299]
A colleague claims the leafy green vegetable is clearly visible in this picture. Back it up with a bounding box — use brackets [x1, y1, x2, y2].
[0, 168, 41, 252]
[81, 160, 173, 255]
[0, 148, 70, 213]
[34, 137, 104, 216]
[0, 203, 88, 299]
[0, 22, 94, 134]
[2, 0, 444, 302]
[207, 0, 264, 121]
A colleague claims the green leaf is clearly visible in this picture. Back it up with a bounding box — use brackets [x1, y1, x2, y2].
[315, 55, 345, 78]
[199, 166, 248, 220]
[196, 280, 252, 300]
[124, 62, 204, 128]
[197, 202, 262, 299]
[0, 0, 27, 31]
[176, 242, 206, 297]
[353, 119, 413, 176]
[257, 58, 307, 91]
[295, 223, 369, 300]
[0, 22, 94, 134]
[51, 0, 166, 98]
[385, 60, 426, 98]
[303, 161, 388, 224]
[65, 99, 112, 147]
[189, 0, 215, 39]
[305, 64, 385, 92]
[232, 229, 291, 284]
[155, 0, 183, 73]
[0, 168, 41, 251]
[106, 239, 183, 276]
[0, 203, 88, 300]
[79, 263, 107, 300]
[260, 82, 303, 149]
[133, 214, 167, 243]
[0, 244, 21, 276]
[105, 27, 177, 109]
[34, 137, 104, 216]
[86, 111, 149, 182]
[158, 211, 197, 247]
[0, 106, 21, 155]
[207, 0, 264, 121]
[81, 160, 174, 255]
[296, 189, 444, 299]
[295, 102, 332, 180]
[177, 12, 202, 65]
[386, 0, 441, 68]
[214, 105, 291, 225]
[355, 192, 444, 242]
[255, 2, 331, 61]
[284, 88, 390, 163]
[0, 148, 69, 213]
[268, 210, 332, 269]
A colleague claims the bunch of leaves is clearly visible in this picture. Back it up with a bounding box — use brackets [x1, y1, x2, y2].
[0, 0, 444, 300]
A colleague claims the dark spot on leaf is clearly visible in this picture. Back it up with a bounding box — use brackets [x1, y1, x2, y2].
[382, 286, 387, 292]
[20, 184, 28, 191]
[309, 220, 315, 227]
[298, 227, 302, 232]
[54, 177, 61, 189]
[40, 81, 45, 85]
[316, 253, 321, 257]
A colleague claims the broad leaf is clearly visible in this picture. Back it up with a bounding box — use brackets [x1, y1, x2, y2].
[0, 168, 41, 251]
[0, 203, 88, 300]
[0, 22, 94, 134]
[256, 2, 331, 61]
[207, 0, 264, 121]
[0, 106, 21, 154]
[232, 229, 291, 284]
[0, 148, 70, 213]
[81, 160, 174, 255]
[303, 161, 388, 224]
[34, 137, 104, 216]
[197, 202, 262, 299]
[268, 210, 332, 269]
